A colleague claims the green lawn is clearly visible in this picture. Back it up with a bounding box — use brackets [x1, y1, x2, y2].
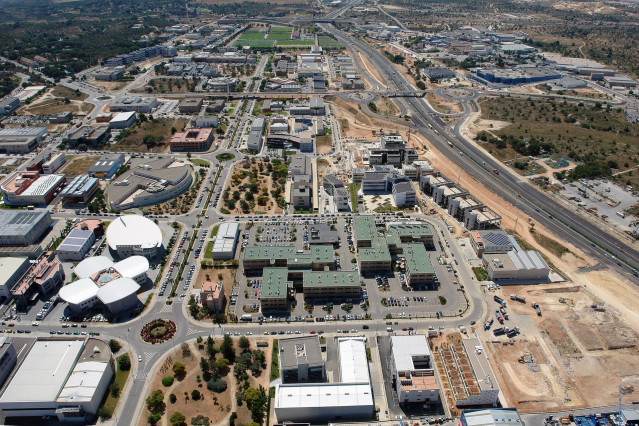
[239, 31, 265, 40]
[319, 36, 343, 49]
[98, 355, 131, 418]
[191, 159, 210, 167]
[472, 266, 490, 281]
[211, 224, 219, 237]
[270, 339, 280, 381]
[233, 40, 275, 49]
[266, 33, 291, 40]
[204, 241, 214, 259]
[270, 27, 293, 34]
[349, 182, 361, 214]
[216, 153, 235, 161]
[276, 40, 314, 46]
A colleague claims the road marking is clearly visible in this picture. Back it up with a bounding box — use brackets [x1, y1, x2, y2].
[187, 326, 200, 336]
[145, 352, 154, 363]
[159, 303, 173, 313]
[136, 372, 148, 380]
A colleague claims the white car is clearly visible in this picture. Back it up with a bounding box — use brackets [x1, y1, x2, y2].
[138, 355, 142, 362]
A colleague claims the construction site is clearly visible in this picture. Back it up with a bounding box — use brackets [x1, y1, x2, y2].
[477, 284, 639, 412]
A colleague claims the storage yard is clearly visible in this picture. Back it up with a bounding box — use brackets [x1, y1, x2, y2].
[480, 285, 639, 412]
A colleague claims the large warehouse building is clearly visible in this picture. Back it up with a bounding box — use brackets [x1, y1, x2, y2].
[60, 174, 100, 204]
[0, 338, 114, 423]
[274, 337, 374, 423]
[0, 258, 30, 301]
[0, 210, 52, 247]
[105, 215, 163, 259]
[210, 222, 239, 260]
[483, 250, 550, 282]
[0, 171, 66, 206]
[59, 255, 148, 313]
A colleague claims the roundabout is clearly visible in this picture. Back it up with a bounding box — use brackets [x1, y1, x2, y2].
[140, 318, 176, 344]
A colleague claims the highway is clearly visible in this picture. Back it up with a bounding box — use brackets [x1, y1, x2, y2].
[320, 22, 639, 278]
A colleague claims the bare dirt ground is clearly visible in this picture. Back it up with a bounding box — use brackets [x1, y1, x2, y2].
[60, 155, 100, 178]
[327, 96, 409, 140]
[374, 96, 400, 117]
[425, 94, 462, 114]
[18, 86, 93, 116]
[139, 339, 273, 426]
[355, 52, 386, 89]
[316, 135, 333, 155]
[480, 285, 639, 411]
[195, 266, 237, 309]
[90, 80, 129, 92]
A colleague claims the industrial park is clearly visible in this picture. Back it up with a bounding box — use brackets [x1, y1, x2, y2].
[0, 0, 638, 425]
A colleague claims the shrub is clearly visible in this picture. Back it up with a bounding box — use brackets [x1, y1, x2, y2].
[147, 413, 161, 425]
[117, 353, 131, 371]
[191, 389, 201, 400]
[108, 339, 122, 353]
[170, 411, 186, 426]
[162, 376, 175, 387]
[172, 362, 187, 379]
[191, 415, 210, 426]
[207, 379, 227, 393]
[169, 393, 177, 404]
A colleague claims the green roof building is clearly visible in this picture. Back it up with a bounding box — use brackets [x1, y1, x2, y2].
[302, 270, 361, 299]
[261, 267, 292, 312]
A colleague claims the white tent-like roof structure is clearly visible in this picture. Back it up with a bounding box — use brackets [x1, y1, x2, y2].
[97, 278, 139, 304]
[114, 256, 149, 278]
[74, 256, 113, 279]
[59, 278, 99, 305]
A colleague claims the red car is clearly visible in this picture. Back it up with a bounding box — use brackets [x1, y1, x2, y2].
[310, 330, 316, 334]
[402, 327, 407, 331]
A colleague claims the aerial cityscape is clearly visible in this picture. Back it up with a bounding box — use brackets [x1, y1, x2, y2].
[0, 0, 639, 424]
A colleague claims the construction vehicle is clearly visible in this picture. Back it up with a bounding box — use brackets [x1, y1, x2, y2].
[591, 302, 606, 312]
[499, 307, 509, 319]
[518, 353, 533, 363]
[510, 294, 526, 303]
[559, 298, 574, 306]
[495, 310, 504, 324]
[484, 319, 494, 331]
[531, 302, 542, 316]
[507, 327, 520, 338]
[493, 327, 506, 336]
[493, 296, 507, 307]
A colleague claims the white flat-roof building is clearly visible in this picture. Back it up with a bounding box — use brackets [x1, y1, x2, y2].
[59, 255, 148, 313]
[460, 408, 524, 426]
[211, 222, 239, 260]
[106, 215, 162, 259]
[108, 111, 137, 129]
[391, 335, 440, 403]
[483, 250, 550, 282]
[274, 337, 374, 423]
[0, 339, 113, 423]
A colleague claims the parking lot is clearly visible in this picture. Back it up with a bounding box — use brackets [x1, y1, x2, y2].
[558, 178, 639, 234]
[230, 213, 466, 321]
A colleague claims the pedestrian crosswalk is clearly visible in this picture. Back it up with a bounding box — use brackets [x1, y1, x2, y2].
[186, 326, 201, 336]
[144, 352, 154, 363]
[158, 303, 173, 313]
[135, 372, 147, 380]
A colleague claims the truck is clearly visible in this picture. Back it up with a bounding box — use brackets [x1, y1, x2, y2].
[493, 296, 507, 308]
[531, 302, 542, 316]
[495, 310, 504, 324]
[484, 319, 494, 331]
[493, 168, 499, 175]
[500, 307, 509, 320]
[493, 327, 509, 336]
[240, 314, 253, 322]
[507, 327, 520, 338]
[510, 294, 526, 304]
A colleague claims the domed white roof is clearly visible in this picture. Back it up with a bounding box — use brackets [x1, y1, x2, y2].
[97, 278, 140, 304]
[114, 256, 149, 278]
[59, 278, 99, 305]
[74, 256, 114, 279]
[106, 215, 162, 251]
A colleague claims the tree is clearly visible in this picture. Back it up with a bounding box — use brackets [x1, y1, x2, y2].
[172, 362, 187, 380]
[110, 382, 120, 398]
[148, 413, 161, 425]
[416, 80, 426, 90]
[162, 376, 175, 387]
[169, 393, 177, 404]
[170, 411, 186, 426]
[243, 386, 267, 423]
[108, 339, 122, 353]
[212, 357, 230, 377]
[191, 389, 201, 400]
[238, 336, 250, 351]
[207, 378, 227, 393]
[77, 143, 88, 152]
[181, 343, 191, 357]
[220, 335, 235, 362]
[146, 390, 165, 414]
[117, 353, 131, 371]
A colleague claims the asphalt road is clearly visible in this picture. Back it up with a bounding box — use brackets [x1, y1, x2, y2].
[320, 22, 639, 279]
